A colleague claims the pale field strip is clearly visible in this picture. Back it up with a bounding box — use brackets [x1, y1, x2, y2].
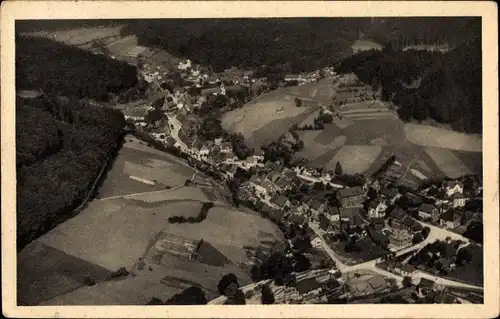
[22, 25, 124, 46]
[410, 168, 428, 180]
[405, 123, 482, 152]
[424, 147, 472, 179]
[129, 175, 156, 185]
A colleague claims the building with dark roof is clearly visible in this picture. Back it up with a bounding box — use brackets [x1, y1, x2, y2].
[439, 209, 462, 229]
[308, 199, 326, 215]
[336, 186, 365, 207]
[418, 203, 437, 219]
[270, 195, 290, 209]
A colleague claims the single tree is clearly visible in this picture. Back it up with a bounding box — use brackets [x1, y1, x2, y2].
[335, 161, 343, 175]
[294, 97, 302, 107]
[402, 276, 413, 288]
[261, 285, 275, 304]
[217, 273, 239, 296]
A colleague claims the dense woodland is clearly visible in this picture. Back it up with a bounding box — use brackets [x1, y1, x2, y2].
[122, 18, 362, 73]
[16, 96, 125, 250]
[336, 37, 482, 133]
[16, 36, 139, 101]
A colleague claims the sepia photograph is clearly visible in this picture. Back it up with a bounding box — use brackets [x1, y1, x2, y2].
[1, 1, 498, 318]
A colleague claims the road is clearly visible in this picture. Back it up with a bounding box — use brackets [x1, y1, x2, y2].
[308, 222, 482, 290]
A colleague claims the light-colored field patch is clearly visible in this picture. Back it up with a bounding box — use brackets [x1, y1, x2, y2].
[222, 95, 309, 140]
[351, 40, 383, 52]
[405, 123, 482, 152]
[129, 175, 155, 185]
[23, 25, 124, 46]
[425, 147, 472, 179]
[327, 145, 382, 174]
[410, 168, 428, 180]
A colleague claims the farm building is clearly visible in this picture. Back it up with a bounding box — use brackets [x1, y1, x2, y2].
[150, 233, 201, 260]
[418, 203, 437, 219]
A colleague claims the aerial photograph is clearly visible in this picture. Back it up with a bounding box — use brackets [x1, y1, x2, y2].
[16, 17, 483, 305]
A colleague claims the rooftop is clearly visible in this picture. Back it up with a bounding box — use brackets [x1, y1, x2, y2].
[337, 186, 365, 199]
[271, 195, 289, 208]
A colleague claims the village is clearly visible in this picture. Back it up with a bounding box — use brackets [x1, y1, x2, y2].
[109, 43, 485, 305]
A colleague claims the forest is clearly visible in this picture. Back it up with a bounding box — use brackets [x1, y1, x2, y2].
[16, 95, 125, 250]
[336, 37, 482, 133]
[121, 18, 363, 73]
[16, 36, 139, 101]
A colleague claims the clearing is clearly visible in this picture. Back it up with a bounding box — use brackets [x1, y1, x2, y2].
[404, 123, 482, 152]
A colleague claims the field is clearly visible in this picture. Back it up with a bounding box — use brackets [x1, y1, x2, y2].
[424, 147, 472, 179]
[327, 145, 383, 174]
[98, 138, 196, 199]
[404, 123, 482, 152]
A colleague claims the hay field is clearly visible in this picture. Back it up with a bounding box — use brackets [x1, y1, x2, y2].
[327, 145, 382, 174]
[424, 147, 472, 178]
[35, 194, 283, 272]
[405, 123, 482, 152]
[98, 138, 196, 198]
[222, 93, 311, 140]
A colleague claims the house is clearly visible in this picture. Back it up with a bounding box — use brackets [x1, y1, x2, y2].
[367, 275, 389, 293]
[199, 144, 210, 156]
[220, 142, 233, 153]
[388, 208, 407, 229]
[295, 278, 323, 296]
[289, 213, 306, 225]
[418, 203, 437, 220]
[214, 138, 223, 146]
[308, 199, 326, 215]
[393, 263, 416, 277]
[284, 74, 302, 82]
[372, 217, 385, 230]
[439, 209, 461, 229]
[325, 206, 340, 223]
[269, 209, 285, 222]
[336, 186, 366, 207]
[451, 192, 467, 208]
[417, 278, 436, 295]
[339, 207, 359, 223]
[310, 237, 323, 249]
[401, 216, 419, 232]
[274, 176, 291, 192]
[247, 175, 268, 195]
[253, 149, 265, 161]
[442, 180, 464, 198]
[367, 199, 388, 218]
[270, 195, 291, 210]
[380, 187, 401, 204]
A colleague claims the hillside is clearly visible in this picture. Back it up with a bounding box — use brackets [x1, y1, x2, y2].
[16, 36, 139, 101]
[336, 38, 482, 134]
[16, 95, 126, 251]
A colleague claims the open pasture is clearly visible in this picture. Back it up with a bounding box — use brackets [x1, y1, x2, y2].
[98, 140, 196, 199]
[404, 123, 482, 152]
